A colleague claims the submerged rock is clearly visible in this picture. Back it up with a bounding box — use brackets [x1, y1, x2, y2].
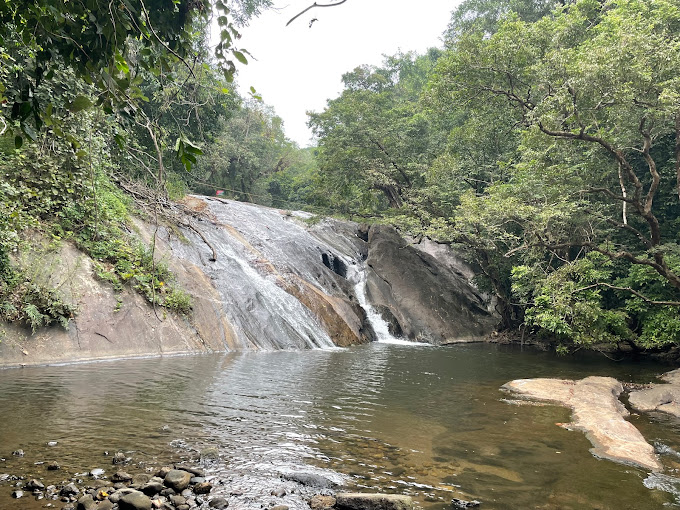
[164, 469, 192, 492]
[335, 492, 414, 510]
[502, 376, 662, 471]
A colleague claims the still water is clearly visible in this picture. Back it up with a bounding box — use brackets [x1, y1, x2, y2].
[0, 343, 678, 509]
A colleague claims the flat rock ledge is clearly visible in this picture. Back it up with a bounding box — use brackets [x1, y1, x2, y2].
[628, 368, 680, 419]
[502, 376, 662, 472]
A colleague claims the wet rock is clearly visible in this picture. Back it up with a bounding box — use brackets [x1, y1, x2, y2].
[365, 225, 497, 344]
[159, 487, 175, 497]
[309, 495, 336, 510]
[189, 476, 205, 484]
[47, 441, 58, 447]
[170, 495, 187, 506]
[193, 481, 212, 494]
[112, 471, 134, 483]
[502, 377, 662, 471]
[335, 492, 414, 510]
[11, 489, 23, 498]
[175, 465, 205, 477]
[271, 486, 287, 497]
[177, 505, 190, 510]
[60, 483, 80, 497]
[199, 448, 219, 463]
[26, 478, 45, 490]
[76, 494, 97, 510]
[628, 372, 680, 419]
[208, 497, 229, 509]
[47, 461, 60, 470]
[132, 473, 151, 486]
[119, 490, 153, 510]
[271, 506, 289, 510]
[156, 467, 173, 479]
[164, 470, 192, 492]
[98, 500, 114, 510]
[12, 449, 24, 457]
[452, 497, 481, 508]
[141, 481, 164, 496]
[282, 472, 336, 488]
[90, 468, 105, 478]
[0, 473, 9, 481]
[113, 452, 131, 465]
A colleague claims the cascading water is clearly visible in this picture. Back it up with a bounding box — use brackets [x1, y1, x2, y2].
[347, 262, 421, 345]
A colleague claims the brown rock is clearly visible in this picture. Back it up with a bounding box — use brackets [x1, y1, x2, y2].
[335, 492, 413, 510]
[309, 495, 336, 510]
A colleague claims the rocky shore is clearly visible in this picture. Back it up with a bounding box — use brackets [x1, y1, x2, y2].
[0, 450, 428, 510]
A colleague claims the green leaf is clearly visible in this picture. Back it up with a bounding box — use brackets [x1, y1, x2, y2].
[233, 51, 248, 65]
[14, 136, 23, 149]
[68, 95, 93, 113]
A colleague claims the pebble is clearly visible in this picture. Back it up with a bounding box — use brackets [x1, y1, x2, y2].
[12, 489, 23, 498]
[48, 461, 61, 470]
[12, 450, 24, 457]
[193, 482, 212, 494]
[208, 497, 229, 509]
[90, 468, 105, 477]
[47, 441, 58, 447]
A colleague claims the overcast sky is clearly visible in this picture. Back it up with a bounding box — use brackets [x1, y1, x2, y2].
[231, 1, 460, 146]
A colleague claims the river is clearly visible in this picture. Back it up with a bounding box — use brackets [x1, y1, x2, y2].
[1, 343, 678, 509]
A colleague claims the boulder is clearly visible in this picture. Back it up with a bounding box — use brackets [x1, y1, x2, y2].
[208, 497, 229, 509]
[164, 469, 192, 492]
[628, 369, 680, 418]
[76, 494, 97, 510]
[335, 492, 414, 510]
[118, 490, 152, 510]
[503, 376, 662, 471]
[309, 495, 336, 509]
[365, 225, 496, 344]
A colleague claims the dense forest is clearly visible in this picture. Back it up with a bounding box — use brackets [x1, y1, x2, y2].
[1, 0, 679, 354]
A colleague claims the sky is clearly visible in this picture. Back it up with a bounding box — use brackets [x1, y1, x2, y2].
[231, 1, 460, 146]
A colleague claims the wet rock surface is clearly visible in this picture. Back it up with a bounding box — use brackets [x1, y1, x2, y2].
[628, 368, 680, 418]
[365, 225, 497, 344]
[335, 492, 414, 510]
[502, 376, 663, 471]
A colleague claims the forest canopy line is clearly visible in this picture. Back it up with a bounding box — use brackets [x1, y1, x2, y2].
[1, 0, 680, 354]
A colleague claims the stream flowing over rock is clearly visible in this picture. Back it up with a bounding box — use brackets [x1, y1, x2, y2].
[0, 198, 497, 365]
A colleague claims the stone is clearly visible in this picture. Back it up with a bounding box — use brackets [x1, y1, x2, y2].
[193, 482, 212, 494]
[11, 489, 23, 498]
[90, 468, 105, 478]
[309, 495, 336, 510]
[141, 481, 164, 496]
[628, 373, 680, 419]
[112, 471, 133, 483]
[60, 483, 80, 497]
[335, 493, 414, 510]
[271, 487, 286, 497]
[132, 473, 151, 486]
[76, 494, 97, 510]
[199, 448, 219, 463]
[119, 490, 153, 510]
[156, 467, 173, 479]
[282, 472, 336, 488]
[26, 478, 45, 490]
[113, 452, 129, 464]
[12, 449, 24, 457]
[271, 506, 289, 510]
[164, 470, 192, 492]
[47, 461, 61, 470]
[452, 498, 481, 508]
[208, 497, 229, 509]
[174, 465, 205, 477]
[98, 501, 114, 510]
[47, 441, 58, 447]
[170, 495, 187, 506]
[502, 376, 663, 471]
[159, 488, 175, 497]
[189, 476, 205, 484]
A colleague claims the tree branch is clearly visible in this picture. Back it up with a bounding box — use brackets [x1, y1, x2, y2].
[286, 0, 348, 26]
[573, 282, 680, 307]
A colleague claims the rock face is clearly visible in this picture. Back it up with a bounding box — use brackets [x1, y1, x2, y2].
[0, 197, 496, 366]
[628, 368, 680, 418]
[365, 225, 497, 344]
[502, 377, 662, 471]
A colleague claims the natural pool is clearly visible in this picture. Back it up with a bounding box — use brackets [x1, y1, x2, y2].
[0, 343, 678, 509]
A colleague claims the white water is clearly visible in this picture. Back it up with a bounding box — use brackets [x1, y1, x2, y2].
[347, 262, 425, 345]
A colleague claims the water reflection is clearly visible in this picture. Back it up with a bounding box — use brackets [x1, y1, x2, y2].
[0, 344, 677, 509]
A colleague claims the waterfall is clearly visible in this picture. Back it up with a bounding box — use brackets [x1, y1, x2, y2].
[347, 263, 419, 345]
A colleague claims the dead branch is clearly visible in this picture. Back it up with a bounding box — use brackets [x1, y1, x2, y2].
[286, 0, 348, 26]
